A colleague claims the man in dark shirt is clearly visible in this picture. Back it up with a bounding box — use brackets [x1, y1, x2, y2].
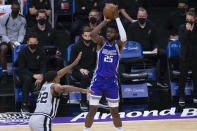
[27, 10, 63, 71]
[27, 0, 51, 28]
[27, 9, 55, 47]
[18, 33, 46, 112]
[71, 9, 100, 43]
[70, 0, 97, 43]
[70, 26, 97, 111]
[119, 0, 142, 28]
[127, 8, 158, 51]
[166, 0, 189, 39]
[127, 7, 167, 87]
[178, 11, 197, 106]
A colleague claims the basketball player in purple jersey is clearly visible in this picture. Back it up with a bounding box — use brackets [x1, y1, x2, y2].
[84, 5, 127, 131]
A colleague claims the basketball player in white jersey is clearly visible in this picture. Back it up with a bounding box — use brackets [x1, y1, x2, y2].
[29, 52, 94, 131]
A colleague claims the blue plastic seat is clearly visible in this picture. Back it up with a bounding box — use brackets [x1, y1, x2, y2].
[12, 44, 35, 102]
[65, 43, 81, 103]
[166, 39, 193, 97]
[119, 41, 150, 99]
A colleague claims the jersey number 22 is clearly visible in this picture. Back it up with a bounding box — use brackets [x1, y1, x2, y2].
[37, 92, 48, 103]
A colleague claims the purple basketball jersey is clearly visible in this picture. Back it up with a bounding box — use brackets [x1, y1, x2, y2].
[95, 41, 120, 78]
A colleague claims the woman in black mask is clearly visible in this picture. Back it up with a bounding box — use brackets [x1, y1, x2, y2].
[178, 11, 197, 106]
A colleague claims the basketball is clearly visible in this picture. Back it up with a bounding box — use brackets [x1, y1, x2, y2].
[103, 4, 116, 20]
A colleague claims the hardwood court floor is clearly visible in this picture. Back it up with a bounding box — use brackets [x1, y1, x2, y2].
[1, 119, 197, 131]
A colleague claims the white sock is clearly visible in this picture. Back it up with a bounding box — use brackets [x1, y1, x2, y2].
[116, 127, 123, 131]
[84, 127, 90, 131]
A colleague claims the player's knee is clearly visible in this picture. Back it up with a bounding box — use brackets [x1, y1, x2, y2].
[87, 106, 97, 117]
[0, 44, 8, 53]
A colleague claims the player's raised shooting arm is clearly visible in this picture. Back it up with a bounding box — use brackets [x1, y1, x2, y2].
[57, 52, 82, 78]
[114, 6, 127, 53]
[91, 19, 109, 47]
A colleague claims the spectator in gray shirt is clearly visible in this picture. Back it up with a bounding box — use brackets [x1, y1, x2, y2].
[0, 1, 26, 85]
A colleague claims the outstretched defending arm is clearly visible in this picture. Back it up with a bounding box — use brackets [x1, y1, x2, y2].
[52, 84, 94, 96]
[57, 52, 82, 78]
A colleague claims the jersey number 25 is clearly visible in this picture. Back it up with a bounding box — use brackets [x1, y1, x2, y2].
[104, 55, 113, 63]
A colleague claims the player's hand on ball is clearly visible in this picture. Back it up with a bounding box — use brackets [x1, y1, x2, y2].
[81, 89, 94, 94]
[113, 5, 119, 19]
[104, 16, 111, 23]
[73, 52, 82, 66]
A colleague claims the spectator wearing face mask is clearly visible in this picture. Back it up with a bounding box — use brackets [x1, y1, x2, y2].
[166, 0, 189, 40]
[178, 11, 197, 106]
[26, 0, 51, 29]
[127, 7, 168, 87]
[27, 9, 55, 47]
[70, 26, 97, 111]
[18, 32, 46, 112]
[71, 9, 100, 43]
[0, 1, 26, 85]
[26, 9, 64, 71]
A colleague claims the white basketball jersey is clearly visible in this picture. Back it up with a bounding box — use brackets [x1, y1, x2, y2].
[33, 82, 60, 119]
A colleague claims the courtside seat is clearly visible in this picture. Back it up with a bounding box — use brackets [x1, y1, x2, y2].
[12, 44, 36, 103]
[65, 44, 81, 104]
[119, 41, 150, 99]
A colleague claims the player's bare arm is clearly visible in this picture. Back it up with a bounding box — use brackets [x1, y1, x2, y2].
[51, 84, 94, 96]
[57, 52, 82, 78]
[91, 18, 110, 50]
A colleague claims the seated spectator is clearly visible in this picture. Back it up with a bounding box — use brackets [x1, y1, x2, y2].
[87, 9, 100, 30]
[70, 0, 96, 42]
[71, 9, 100, 43]
[127, 7, 168, 87]
[27, 9, 64, 71]
[178, 11, 197, 106]
[128, 8, 158, 51]
[70, 26, 97, 111]
[119, 0, 142, 28]
[18, 33, 46, 112]
[27, 9, 55, 47]
[0, 1, 26, 85]
[27, 0, 51, 29]
[166, 0, 189, 39]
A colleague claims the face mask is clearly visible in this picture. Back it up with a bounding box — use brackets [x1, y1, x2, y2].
[186, 21, 194, 25]
[38, 18, 47, 25]
[83, 39, 91, 43]
[12, 10, 19, 17]
[29, 44, 37, 50]
[89, 17, 97, 24]
[178, 8, 185, 14]
[138, 18, 146, 25]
